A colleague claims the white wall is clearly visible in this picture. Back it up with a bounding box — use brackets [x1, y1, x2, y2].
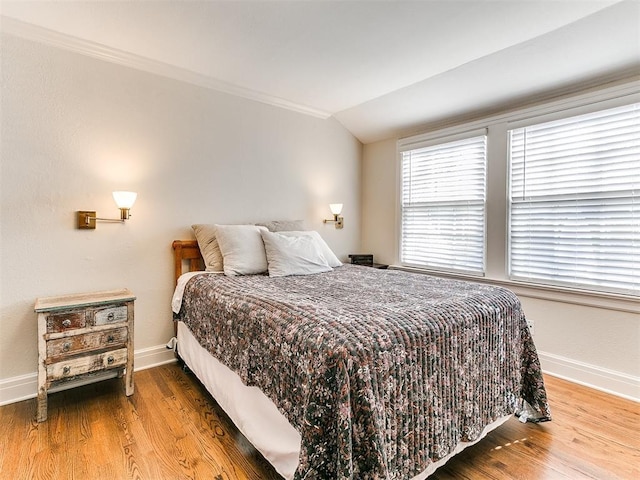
[0, 33, 362, 396]
[362, 139, 397, 265]
[362, 88, 640, 400]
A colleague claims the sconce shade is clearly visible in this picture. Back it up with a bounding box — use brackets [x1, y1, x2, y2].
[112, 191, 137, 209]
[329, 203, 343, 215]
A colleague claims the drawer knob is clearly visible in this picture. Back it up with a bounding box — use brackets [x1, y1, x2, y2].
[62, 319, 72, 328]
[107, 356, 115, 365]
[63, 342, 71, 352]
[107, 335, 115, 343]
[63, 366, 70, 375]
[107, 312, 115, 321]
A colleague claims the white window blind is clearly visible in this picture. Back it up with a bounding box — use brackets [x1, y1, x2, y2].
[401, 133, 487, 274]
[508, 102, 640, 295]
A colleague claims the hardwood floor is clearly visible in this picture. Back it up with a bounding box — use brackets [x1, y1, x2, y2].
[1, 363, 637, 479]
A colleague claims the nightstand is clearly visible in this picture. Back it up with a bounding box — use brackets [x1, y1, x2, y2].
[348, 254, 388, 269]
[369, 263, 389, 269]
[34, 289, 135, 422]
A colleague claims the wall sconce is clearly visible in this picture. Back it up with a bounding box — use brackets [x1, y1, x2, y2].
[77, 191, 137, 229]
[323, 203, 344, 229]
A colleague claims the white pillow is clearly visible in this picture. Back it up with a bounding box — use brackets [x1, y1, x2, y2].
[261, 231, 332, 277]
[214, 225, 269, 276]
[192, 224, 223, 272]
[278, 231, 342, 268]
[255, 219, 305, 232]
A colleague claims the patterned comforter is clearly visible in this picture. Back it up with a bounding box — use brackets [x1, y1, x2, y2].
[175, 265, 551, 479]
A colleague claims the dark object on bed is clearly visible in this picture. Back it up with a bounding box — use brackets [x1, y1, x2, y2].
[173, 247, 551, 479]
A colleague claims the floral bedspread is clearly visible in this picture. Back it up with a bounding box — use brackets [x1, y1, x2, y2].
[175, 265, 551, 479]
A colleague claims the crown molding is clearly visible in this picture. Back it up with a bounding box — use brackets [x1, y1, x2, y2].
[0, 15, 332, 119]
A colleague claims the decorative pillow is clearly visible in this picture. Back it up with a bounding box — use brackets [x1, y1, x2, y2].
[261, 231, 332, 277]
[278, 231, 342, 267]
[214, 224, 269, 276]
[255, 219, 305, 232]
[192, 224, 223, 272]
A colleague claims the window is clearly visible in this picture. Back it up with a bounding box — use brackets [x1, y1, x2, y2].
[400, 132, 487, 275]
[508, 102, 639, 295]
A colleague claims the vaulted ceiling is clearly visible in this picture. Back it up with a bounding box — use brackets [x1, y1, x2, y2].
[2, 1, 638, 143]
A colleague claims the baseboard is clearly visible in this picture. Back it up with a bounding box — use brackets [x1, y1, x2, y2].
[133, 344, 178, 371]
[538, 351, 640, 402]
[0, 344, 177, 407]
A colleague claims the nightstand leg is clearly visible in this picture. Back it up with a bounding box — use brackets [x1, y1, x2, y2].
[36, 391, 47, 422]
[125, 302, 134, 396]
[125, 368, 134, 396]
[36, 312, 48, 422]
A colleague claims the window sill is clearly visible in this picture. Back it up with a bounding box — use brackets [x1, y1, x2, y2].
[390, 265, 639, 314]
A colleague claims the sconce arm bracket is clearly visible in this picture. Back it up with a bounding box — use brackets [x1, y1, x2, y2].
[95, 217, 125, 223]
[77, 211, 125, 229]
[323, 215, 344, 229]
[77, 211, 97, 229]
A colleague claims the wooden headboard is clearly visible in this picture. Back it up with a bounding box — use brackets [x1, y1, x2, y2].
[172, 240, 204, 285]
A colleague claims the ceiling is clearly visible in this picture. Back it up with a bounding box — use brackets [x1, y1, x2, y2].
[1, 1, 638, 144]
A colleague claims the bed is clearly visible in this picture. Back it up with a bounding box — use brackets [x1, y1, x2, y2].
[171, 233, 551, 480]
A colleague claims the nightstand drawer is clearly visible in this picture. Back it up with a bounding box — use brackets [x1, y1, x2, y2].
[46, 311, 86, 333]
[94, 305, 128, 325]
[46, 327, 128, 360]
[47, 347, 128, 381]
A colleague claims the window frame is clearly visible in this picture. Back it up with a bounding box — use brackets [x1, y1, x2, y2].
[394, 82, 640, 304]
[506, 102, 639, 296]
[398, 129, 488, 276]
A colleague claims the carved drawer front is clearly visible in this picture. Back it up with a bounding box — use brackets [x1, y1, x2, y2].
[46, 311, 86, 333]
[94, 305, 128, 325]
[46, 327, 128, 360]
[47, 347, 128, 382]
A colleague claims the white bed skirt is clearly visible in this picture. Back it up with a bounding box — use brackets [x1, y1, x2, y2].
[177, 321, 301, 479]
[177, 321, 512, 479]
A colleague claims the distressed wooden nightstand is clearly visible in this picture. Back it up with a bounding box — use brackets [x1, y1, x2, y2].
[34, 289, 135, 422]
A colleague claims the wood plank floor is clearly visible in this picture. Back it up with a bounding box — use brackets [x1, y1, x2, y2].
[0, 363, 637, 479]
